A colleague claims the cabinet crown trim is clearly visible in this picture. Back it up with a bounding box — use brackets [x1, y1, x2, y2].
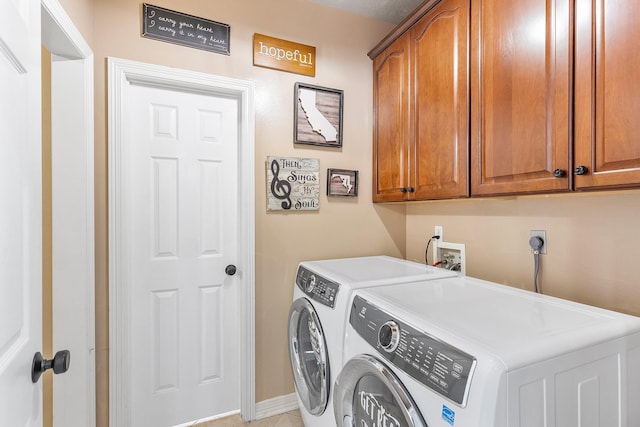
[367, 0, 441, 60]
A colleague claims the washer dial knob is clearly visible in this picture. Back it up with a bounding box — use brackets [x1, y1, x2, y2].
[378, 321, 400, 352]
[305, 274, 317, 293]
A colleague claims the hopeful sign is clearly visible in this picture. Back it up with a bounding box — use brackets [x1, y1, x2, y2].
[253, 33, 316, 77]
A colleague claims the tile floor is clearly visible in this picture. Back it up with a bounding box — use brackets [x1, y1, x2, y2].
[196, 410, 304, 427]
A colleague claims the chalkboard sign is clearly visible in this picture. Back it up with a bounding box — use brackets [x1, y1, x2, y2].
[142, 4, 230, 55]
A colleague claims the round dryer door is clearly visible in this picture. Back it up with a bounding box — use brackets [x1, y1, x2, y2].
[288, 298, 330, 416]
[334, 355, 427, 427]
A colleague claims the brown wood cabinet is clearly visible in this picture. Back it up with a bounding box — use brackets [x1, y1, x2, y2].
[372, 0, 469, 202]
[574, 0, 640, 189]
[372, 33, 411, 202]
[470, 0, 571, 196]
[372, 0, 640, 201]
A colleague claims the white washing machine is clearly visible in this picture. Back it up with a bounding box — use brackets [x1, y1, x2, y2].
[334, 276, 640, 427]
[288, 256, 458, 427]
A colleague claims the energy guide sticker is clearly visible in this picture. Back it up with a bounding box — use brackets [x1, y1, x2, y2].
[442, 404, 455, 425]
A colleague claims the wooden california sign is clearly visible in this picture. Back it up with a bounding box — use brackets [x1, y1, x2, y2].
[253, 33, 316, 77]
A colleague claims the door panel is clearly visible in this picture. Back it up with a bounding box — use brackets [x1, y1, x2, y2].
[126, 83, 240, 426]
[471, 0, 571, 195]
[574, 0, 640, 188]
[372, 34, 411, 202]
[412, 0, 469, 199]
[0, 0, 42, 425]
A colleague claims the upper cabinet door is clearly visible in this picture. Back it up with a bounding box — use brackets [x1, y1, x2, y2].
[373, 34, 411, 202]
[574, 1, 640, 189]
[471, 0, 571, 196]
[411, 0, 470, 200]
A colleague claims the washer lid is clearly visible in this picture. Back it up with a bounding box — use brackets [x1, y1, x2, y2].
[300, 256, 457, 287]
[288, 298, 330, 416]
[334, 355, 427, 427]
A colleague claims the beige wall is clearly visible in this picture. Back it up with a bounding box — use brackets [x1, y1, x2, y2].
[52, 1, 640, 425]
[54, 0, 398, 424]
[405, 190, 640, 317]
[57, 0, 94, 46]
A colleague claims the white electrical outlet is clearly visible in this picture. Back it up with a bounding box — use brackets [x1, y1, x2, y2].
[434, 225, 443, 239]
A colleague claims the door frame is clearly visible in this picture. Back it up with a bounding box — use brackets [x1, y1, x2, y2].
[107, 57, 256, 426]
[41, 0, 95, 425]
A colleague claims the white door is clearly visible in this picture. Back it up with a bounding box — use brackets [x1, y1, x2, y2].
[125, 82, 240, 426]
[0, 0, 42, 425]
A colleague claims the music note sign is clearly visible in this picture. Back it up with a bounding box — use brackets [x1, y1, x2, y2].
[266, 156, 320, 211]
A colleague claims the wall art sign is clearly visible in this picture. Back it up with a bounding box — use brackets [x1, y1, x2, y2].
[327, 169, 358, 197]
[142, 4, 230, 55]
[294, 82, 343, 147]
[266, 156, 319, 211]
[253, 33, 316, 77]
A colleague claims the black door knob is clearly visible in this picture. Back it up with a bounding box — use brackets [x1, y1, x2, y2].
[32, 350, 70, 383]
[225, 264, 237, 276]
[553, 169, 567, 178]
[575, 165, 589, 175]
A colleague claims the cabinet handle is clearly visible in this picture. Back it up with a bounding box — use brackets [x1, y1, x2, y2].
[553, 169, 567, 178]
[407, 187, 415, 193]
[575, 165, 589, 175]
[400, 188, 407, 193]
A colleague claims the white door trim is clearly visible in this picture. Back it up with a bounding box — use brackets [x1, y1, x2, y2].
[41, 1, 95, 426]
[107, 57, 256, 426]
[41, 0, 92, 59]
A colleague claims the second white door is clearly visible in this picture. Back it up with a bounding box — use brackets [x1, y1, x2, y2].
[0, 0, 42, 424]
[125, 81, 240, 426]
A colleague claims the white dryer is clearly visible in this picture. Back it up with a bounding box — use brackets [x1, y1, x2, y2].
[288, 256, 457, 427]
[334, 276, 640, 427]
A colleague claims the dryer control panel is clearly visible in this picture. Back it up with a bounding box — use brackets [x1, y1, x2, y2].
[296, 267, 340, 309]
[350, 295, 476, 406]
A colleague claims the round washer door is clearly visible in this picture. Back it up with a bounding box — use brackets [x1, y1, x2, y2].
[334, 355, 427, 427]
[288, 297, 330, 416]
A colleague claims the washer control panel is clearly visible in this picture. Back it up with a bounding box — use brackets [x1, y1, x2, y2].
[350, 295, 476, 406]
[296, 266, 340, 309]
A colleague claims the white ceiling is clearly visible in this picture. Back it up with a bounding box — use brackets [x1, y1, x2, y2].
[308, 0, 423, 24]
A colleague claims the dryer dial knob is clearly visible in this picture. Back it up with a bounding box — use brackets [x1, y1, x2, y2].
[378, 321, 400, 352]
[305, 275, 317, 293]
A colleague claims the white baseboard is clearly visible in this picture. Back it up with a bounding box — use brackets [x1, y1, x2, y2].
[254, 393, 299, 420]
[174, 410, 240, 427]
